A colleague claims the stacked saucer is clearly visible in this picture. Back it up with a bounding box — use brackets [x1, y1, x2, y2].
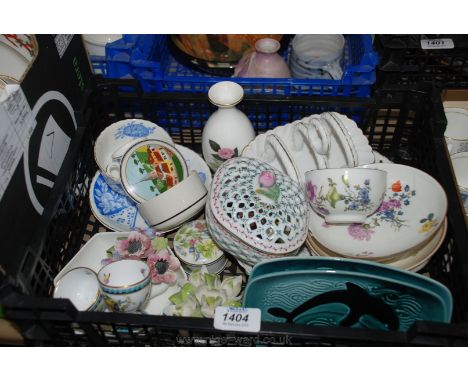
[306, 163, 448, 272]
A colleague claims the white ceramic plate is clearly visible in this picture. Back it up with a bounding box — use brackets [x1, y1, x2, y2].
[444, 108, 468, 140]
[308, 163, 448, 260]
[450, 152, 468, 214]
[54, 232, 187, 315]
[242, 113, 374, 184]
[236, 245, 313, 275]
[307, 218, 447, 272]
[90, 145, 212, 232]
[451, 152, 468, 189]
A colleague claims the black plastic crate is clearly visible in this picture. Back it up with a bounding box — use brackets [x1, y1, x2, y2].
[375, 34, 468, 88]
[1, 77, 468, 346]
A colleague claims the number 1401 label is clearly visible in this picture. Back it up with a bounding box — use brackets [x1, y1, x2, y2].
[214, 307, 261, 333]
[421, 38, 454, 50]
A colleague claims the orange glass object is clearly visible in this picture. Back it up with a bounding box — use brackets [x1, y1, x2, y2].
[171, 34, 283, 63]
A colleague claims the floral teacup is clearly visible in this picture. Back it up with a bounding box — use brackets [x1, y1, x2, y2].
[98, 259, 172, 313]
[305, 167, 387, 224]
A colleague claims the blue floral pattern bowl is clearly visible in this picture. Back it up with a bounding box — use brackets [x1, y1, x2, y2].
[305, 167, 387, 224]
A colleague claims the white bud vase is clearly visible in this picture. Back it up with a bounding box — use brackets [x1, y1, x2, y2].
[202, 81, 255, 172]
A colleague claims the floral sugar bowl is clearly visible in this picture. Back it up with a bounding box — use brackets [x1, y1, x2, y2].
[174, 220, 227, 274]
[202, 81, 255, 171]
[206, 157, 309, 271]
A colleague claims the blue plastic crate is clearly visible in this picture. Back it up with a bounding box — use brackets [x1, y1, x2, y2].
[95, 35, 379, 97]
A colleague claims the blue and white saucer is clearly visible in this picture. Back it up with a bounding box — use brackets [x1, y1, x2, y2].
[90, 145, 212, 231]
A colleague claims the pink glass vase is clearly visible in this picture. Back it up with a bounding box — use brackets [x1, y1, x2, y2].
[233, 38, 291, 78]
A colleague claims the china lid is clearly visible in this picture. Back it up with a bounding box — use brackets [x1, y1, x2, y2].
[120, 139, 188, 203]
[174, 220, 224, 265]
[210, 157, 308, 255]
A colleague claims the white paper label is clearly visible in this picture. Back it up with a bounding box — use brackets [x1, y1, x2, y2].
[54, 34, 74, 58]
[214, 307, 261, 333]
[421, 38, 454, 50]
[0, 85, 36, 201]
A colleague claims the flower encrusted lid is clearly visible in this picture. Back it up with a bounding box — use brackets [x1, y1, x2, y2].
[174, 220, 224, 265]
[210, 157, 309, 254]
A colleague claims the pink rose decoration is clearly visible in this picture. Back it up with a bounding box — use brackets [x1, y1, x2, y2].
[347, 224, 374, 241]
[218, 148, 235, 160]
[115, 231, 154, 259]
[147, 249, 181, 285]
[259, 171, 276, 188]
[194, 221, 206, 231]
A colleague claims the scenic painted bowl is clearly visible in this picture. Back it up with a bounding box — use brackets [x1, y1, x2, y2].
[119, 139, 188, 204]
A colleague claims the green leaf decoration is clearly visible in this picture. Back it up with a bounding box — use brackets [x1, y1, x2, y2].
[256, 183, 281, 204]
[139, 168, 144, 174]
[106, 246, 115, 257]
[204, 273, 220, 289]
[209, 140, 221, 152]
[342, 175, 350, 187]
[428, 213, 434, 220]
[133, 159, 138, 165]
[152, 237, 169, 251]
[212, 154, 223, 161]
[326, 186, 341, 209]
[420, 219, 427, 223]
[234, 147, 239, 157]
[225, 300, 242, 308]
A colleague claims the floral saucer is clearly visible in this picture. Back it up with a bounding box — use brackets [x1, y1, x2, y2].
[308, 163, 447, 260]
[90, 145, 212, 232]
[306, 218, 447, 273]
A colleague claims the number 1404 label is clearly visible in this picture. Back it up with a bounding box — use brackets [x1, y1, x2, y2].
[214, 307, 261, 333]
[421, 38, 454, 50]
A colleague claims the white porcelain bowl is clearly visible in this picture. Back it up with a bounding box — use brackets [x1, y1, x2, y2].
[53, 267, 103, 311]
[82, 34, 122, 56]
[305, 167, 387, 224]
[138, 171, 208, 232]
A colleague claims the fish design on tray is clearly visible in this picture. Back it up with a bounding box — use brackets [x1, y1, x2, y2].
[267, 282, 400, 330]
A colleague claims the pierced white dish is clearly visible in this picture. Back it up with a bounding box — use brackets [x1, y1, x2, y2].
[89, 145, 212, 232]
[307, 218, 447, 273]
[308, 163, 447, 260]
[53, 232, 187, 315]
